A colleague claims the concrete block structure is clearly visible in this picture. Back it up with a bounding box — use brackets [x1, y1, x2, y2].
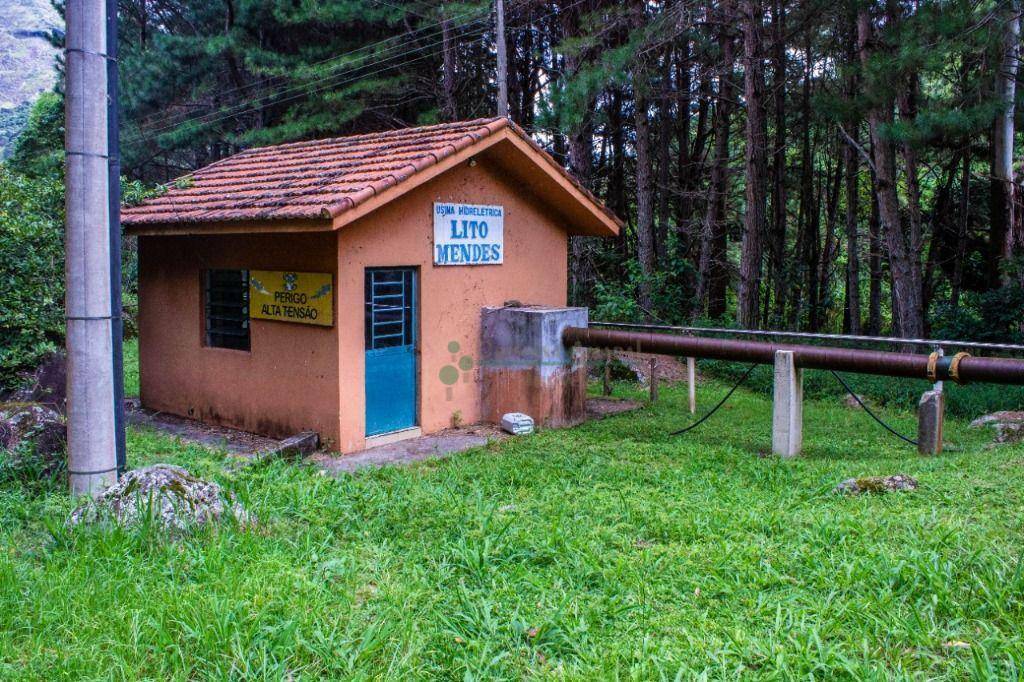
[122, 119, 621, 453]
[480, 305, 588, 428]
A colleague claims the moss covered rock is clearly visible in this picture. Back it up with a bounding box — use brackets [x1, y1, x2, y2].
[834, 474, 919, 495]
[969, 411, 1024, 444]
[69, 464, 253, 532]
[0, 402, 64, 452]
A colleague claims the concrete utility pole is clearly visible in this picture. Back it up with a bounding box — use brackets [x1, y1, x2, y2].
[495, 0, 509, 118]
[65, 0, 120, 495]
[107, 0, 127, 474]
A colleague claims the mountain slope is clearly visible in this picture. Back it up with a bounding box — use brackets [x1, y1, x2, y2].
[0, 0, 60, 157]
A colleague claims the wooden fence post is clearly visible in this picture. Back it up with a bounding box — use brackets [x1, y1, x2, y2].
[649, 357, 658, 403]
[603, 350, 612, 396]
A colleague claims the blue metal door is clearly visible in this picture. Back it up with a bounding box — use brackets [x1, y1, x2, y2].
[365, 268, 418, 436]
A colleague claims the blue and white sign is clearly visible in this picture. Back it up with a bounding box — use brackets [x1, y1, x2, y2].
[433, 202, 504, 266]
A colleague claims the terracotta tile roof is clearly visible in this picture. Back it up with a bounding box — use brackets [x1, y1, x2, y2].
[121, 117, 620, 230]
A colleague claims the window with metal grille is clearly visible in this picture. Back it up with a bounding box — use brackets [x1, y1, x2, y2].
[204, 269, 250, 351]
[365, 269, 415, 350]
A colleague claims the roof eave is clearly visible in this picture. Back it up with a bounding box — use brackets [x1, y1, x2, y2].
[328, 126, 511, 231]
[495, 129, 622, 237]
[124, 216, 334, 236]
[123, 117, 622, 238]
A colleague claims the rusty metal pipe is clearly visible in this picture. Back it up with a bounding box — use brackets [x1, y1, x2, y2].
[562, 327, 1024, 386]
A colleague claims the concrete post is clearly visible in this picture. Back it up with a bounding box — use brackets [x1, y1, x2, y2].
[931, 347, 945, 393]
[481, 306, 588, 428]
[772, 350, 803, 457]
[917, 389, 944, 456]
[106, 1, 126, 475]
[66, 0, 118, 496]
[687, 357, 696, 414]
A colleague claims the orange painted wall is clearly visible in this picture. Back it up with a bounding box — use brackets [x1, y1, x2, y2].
[336, 158, 569, 452]
[136, 156, 570, 453]
[137, 232, 342, 445]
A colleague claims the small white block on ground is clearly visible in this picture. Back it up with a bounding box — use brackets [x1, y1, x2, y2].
[501, 412, 535, 435]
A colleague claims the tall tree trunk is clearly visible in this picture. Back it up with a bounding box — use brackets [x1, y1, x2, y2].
[788, 35, 813, 328]
[990, 1, 1020, 285]
[563, 0, 596, 305]
[768, 0, 787, 327]
[607, 88, 628, 271]
[868, 160, 883, 335]
[737, 0, 767, 328]
[858, 6, 924, 338]
[568, 119, 595, 304]
[897, 77, 925, 322]
[815, 142, 842, 331]
[694, 3, 735, 320]
[951, 147, 970, 312]
[678, 47, 710, 245]
[631, 3, 655, 315]
[675, 39, 695, 239]
[806, 162, 823, 331]
[843, 126, 862, 334]
[682, 57, 711, 303]
[635, 90, 656, 315]
[655, 47, 673, 267]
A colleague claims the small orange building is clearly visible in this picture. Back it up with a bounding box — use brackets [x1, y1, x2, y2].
[122, 118, 620, 453]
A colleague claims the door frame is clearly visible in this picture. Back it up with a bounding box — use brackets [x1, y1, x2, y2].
[363, 266, 420, 436]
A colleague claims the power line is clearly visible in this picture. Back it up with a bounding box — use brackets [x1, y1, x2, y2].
[127, 0, 594, 147]
[130, 25, 485, 138]
[126, 20, 492, 144]
[130, 1, 501, 136]
[129, 0, 602, 145]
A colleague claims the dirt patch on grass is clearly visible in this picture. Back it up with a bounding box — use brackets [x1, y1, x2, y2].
[586, 396, 643, 420]
[589, 351, 694, 385]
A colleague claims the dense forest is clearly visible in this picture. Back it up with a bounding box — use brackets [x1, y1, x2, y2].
[4, 0, 1024, 384]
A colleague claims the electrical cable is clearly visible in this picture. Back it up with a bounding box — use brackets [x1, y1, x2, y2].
[127, 19, 493, 142]
[131, 1, 501, 133]
[830, 370, 918, 446]
[127, 0, 583, 144]
[670, 363, 757, 436]
[126, 0, 603, 146]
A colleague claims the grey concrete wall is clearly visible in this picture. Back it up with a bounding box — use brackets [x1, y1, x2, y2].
[480, 305, 588, 427]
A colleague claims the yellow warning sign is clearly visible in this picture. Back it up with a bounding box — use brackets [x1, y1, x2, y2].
[249, 270, 333, 327]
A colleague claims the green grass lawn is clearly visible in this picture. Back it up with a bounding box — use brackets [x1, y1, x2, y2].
[2, 365, 1024, 678]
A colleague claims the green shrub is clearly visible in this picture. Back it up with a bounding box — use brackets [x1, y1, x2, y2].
[0, 165, 65, 388]
[0, 92, 155, 389]
[6, 92, 63, 180]
[930, 266, 1024, 345]
[0, 441, 65, 493]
